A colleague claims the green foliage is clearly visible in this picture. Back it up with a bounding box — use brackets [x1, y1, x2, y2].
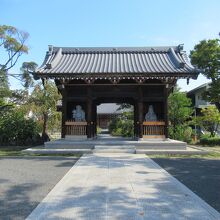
[0, 70, 10, 99]
[121, 119, 134, 137]
[168, 125, 192, 143]
[0, 109, 41, 146]
[96, 126, 102, 134]
[0, 25, 29, 114]
[109, 111, 134, 137]
[192, 106, 220, 137]
[116, 103, 133, 111]
[168, 88, 193, 142]
[204, 80, 220, 111]
[0, 25, 28, 72]
[47, 111, 61, 133]
[200, 135, 220, 146]
[109, 117, 123, 136]
[190, 39, 220, 111]
[190, 39, 220, 80]
[20, 62, 38, 89]
[27, 81, 61, 136]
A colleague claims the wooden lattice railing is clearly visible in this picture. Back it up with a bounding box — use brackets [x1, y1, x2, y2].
[143, 121, 165, 138]
[65, 121, 87, 136]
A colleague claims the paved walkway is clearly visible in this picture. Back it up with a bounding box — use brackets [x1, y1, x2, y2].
[27, 154, 220, 220]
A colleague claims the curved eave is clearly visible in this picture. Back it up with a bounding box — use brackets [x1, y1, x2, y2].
[34, 71, 199, 80]
[34, 45, 200, 80]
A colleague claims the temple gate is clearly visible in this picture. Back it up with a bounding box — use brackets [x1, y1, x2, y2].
[34, 45, 199, 139]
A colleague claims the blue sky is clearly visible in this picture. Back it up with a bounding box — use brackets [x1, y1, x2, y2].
[1, 0, 220, 91]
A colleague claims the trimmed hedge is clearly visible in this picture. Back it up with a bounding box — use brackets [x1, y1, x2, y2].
[200, 136, 220, 145]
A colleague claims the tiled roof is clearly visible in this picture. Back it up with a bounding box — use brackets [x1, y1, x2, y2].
[187, 83, 210, 94]
[36, 45, 199, 78]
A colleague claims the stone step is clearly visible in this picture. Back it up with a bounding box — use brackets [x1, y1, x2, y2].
[45, 138, 187, 150]
[136, 148, 208, 155]
[93, 145, 136, 153]
[136, 145, 186, 150]
[95, 145, 135, 149]
[22, 148, 92, 155]
[93, 149, 136, 153]
[45, 143, 93, 149]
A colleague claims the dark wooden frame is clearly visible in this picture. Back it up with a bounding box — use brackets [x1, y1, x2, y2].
[58, 79, 172, 139]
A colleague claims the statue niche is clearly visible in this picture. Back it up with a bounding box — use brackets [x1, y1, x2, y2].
[72, 105, 85, 121]
[145, 105, 157, 121]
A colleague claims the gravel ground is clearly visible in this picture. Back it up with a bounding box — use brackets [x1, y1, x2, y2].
[0, 156, 78, 220]
[151, 157, 220, 213]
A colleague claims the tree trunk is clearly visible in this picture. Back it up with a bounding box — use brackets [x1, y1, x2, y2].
[210, 131, 215, 137]
[41, 113, 50, 142]
[215, 102, 220, 112]
[42, 112, 48, 135]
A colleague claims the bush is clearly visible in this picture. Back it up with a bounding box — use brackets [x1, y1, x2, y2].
[0, 110, 42, 146]
[169, 125, 192, 143]
[121, 120, 134, 137]
[96, 126, 102, 134]
[109, 113, 134, 137]
[200, 135, 220, 146]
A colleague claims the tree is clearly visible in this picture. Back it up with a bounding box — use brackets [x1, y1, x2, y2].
[28, 81, 61, 140]
[168, 88, 193, 141]
[116, 103, 133, 111]
[193, 106, 220, 137]
[0, 25, 29, 110]
[20, 62, 38, 89]
[0, 25, 28, 74]
[190, 39, 220, 111]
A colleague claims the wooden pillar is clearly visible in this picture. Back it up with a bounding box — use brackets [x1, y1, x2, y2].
[164, 85, 169, 138]
[92, 103, 97, 138]
[138, 87, 143, 139]
[134, 102, 138, 139]
[61, 87, 67, 138]
[87, 87, 92, 139]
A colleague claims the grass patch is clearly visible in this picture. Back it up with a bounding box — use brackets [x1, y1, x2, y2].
[148, 145, 220, 159]
[27, 153, 82, 157]
[0, 146, 28, 156]
[149, 152, 220, 159]
[0, 146, 82, 157]
[196, 145, 220, 152]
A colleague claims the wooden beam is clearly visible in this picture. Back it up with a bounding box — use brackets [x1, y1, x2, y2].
[65, 83, 167, 86]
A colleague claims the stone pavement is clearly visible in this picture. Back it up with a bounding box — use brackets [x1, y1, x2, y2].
[26, 154, 220, 220]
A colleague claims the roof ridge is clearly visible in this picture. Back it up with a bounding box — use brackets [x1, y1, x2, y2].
[51, 46, 180, 53]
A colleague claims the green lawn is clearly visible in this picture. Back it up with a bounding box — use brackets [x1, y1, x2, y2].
[196, 146, 220, 153]
[0, 146, 82, 157]
[0, 146, 27, 156]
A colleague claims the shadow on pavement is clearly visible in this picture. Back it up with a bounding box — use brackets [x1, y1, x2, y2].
[152, 157, 220, 212]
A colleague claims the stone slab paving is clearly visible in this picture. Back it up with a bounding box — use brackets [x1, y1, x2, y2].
[26, 154, 220, 220]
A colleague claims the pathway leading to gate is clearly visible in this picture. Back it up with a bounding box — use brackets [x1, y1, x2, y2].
[27, 154, 220, 220]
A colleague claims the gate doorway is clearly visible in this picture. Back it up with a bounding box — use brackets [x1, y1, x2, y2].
[96, 102, 134, 138]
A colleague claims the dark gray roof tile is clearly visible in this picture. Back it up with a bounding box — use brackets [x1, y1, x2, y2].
[36, 46, 200, 77]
